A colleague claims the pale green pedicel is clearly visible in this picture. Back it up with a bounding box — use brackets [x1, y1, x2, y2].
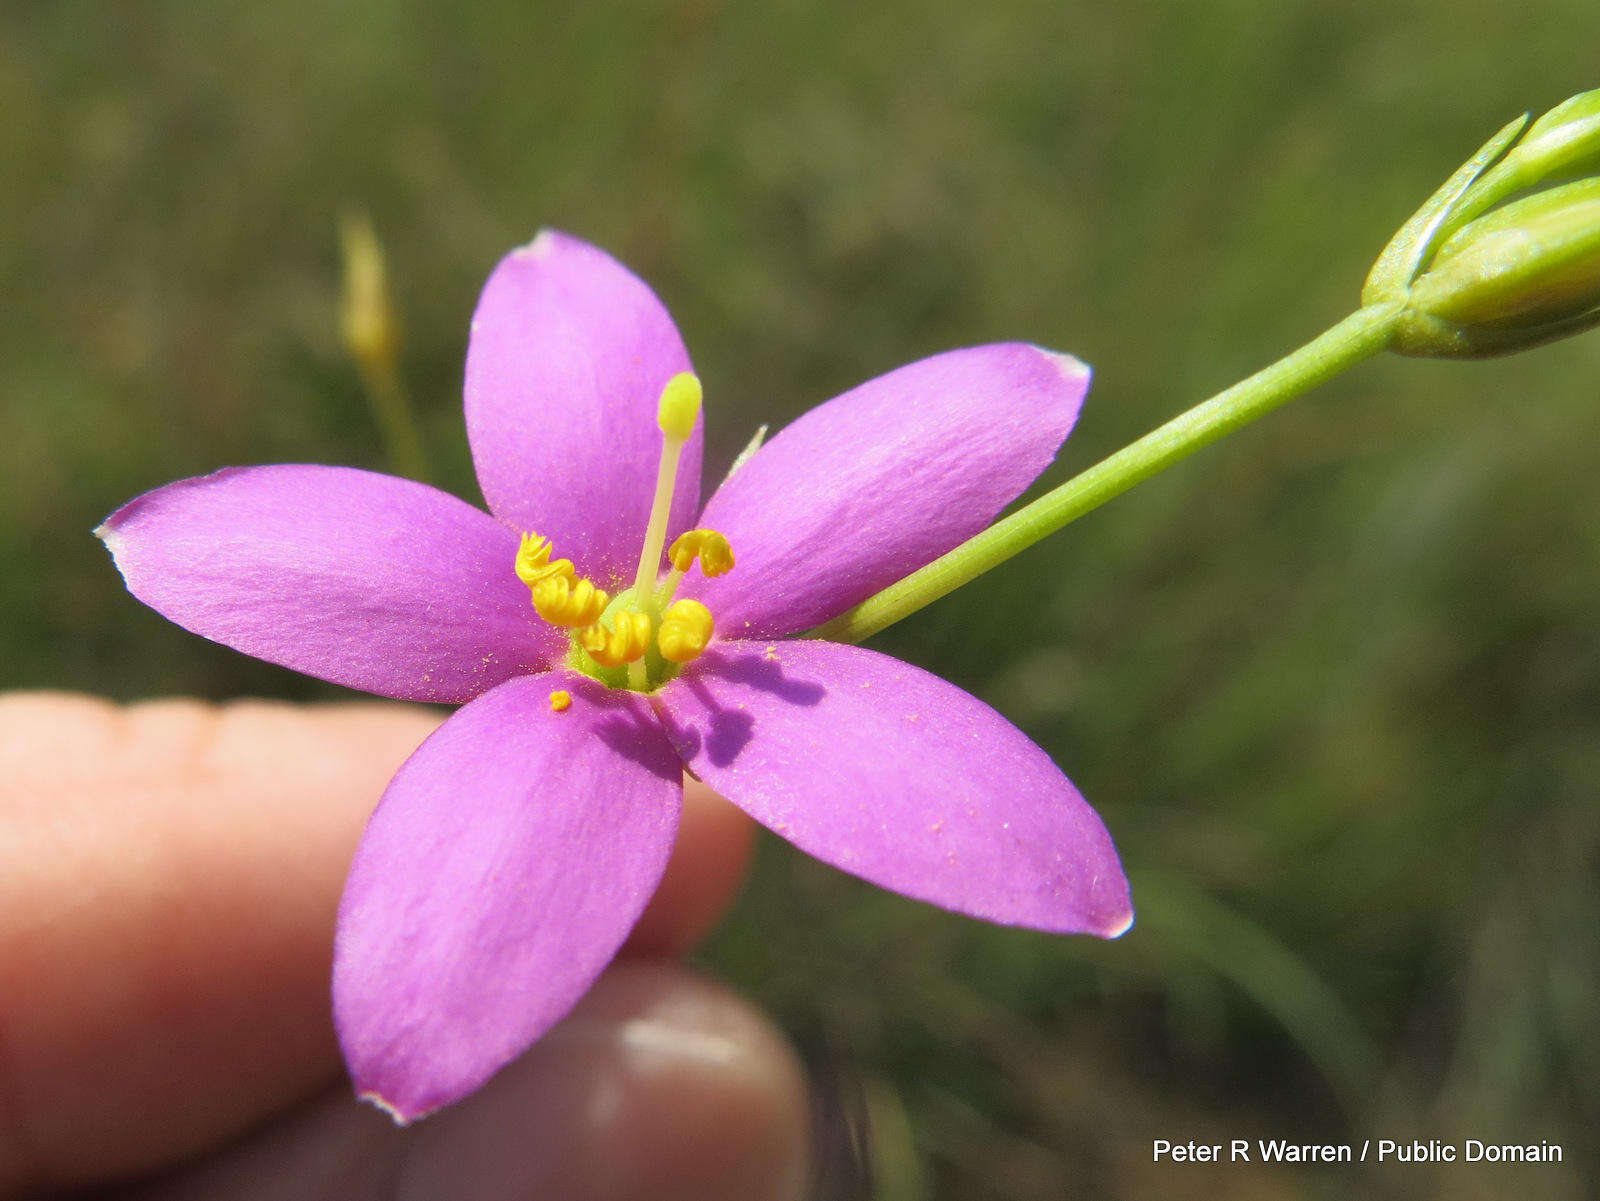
[818, 87, 1600, 646]
[813, 303, 1404, 645]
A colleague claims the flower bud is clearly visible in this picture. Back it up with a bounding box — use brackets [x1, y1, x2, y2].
[339, 212, 401, 377]
[1434, 89, 1600, 244]
[1365, 88, 1600, 358]
[1492, 89, 1600, 185]
[1412, 179, 1600, 324]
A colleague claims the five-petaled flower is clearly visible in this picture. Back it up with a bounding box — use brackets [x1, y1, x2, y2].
[97, 231, 1132, 1122]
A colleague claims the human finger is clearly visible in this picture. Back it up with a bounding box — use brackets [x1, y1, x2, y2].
[0, 694, 753, 1196]
[121, 963, 808, 1201]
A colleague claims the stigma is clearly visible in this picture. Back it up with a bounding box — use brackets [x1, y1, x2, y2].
[630, 372, 703, 599]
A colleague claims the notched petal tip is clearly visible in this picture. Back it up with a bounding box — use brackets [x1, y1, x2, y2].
[1100, 905, 1136, 940]
[95, 519, 134, 592]
[1041, 347, 1093, 389]
[513, 227, 562, 260]
[91, 520, 119, 551]
[358, 1089, 422, 1127]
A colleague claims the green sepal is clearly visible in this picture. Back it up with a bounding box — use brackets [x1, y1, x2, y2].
[1393, 302, 1600, 360]
[1363, 113, 1528, 306]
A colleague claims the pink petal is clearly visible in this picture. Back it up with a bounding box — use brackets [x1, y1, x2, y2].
[464, 231, 702, 587]
[659, 640, 1131, 937]
[97, 465, 559, 703]
[334, 672, 683, 1122]
[683, 345, 1088, 638]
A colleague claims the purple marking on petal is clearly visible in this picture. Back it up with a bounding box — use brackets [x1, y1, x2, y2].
[659, 640, 1131, 938]
[464, 231, 702, 588]
[334, 672, 683, 1122]
[97, 465, 559, 703]
[684, 344, 1089, 638]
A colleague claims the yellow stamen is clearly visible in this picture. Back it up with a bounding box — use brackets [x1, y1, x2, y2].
[632, 374, 703, 599]
[667, 529, 734, 577]
[580, 611, 653, 668]
[530, 574, 609, 628]
[658, 528, 735, 605]
[515, 533, 575, 588]
[657, 599, 715, 663]
[549, 689, 572, 712]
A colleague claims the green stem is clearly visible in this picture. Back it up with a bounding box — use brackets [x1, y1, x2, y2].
[811, 301, 1405, 645]
[358, 359, 432, 485]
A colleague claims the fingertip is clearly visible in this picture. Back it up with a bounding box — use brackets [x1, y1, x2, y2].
[0, 693, 442, 1193]
[444, 962, 809, 1201]
[0, 695, 754, 1194]
[135, 964, 810, 1201]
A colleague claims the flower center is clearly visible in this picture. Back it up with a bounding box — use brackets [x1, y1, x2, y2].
[512, 372, 734, 692]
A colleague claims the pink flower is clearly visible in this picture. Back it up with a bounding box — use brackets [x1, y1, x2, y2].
[98, 231, 1131, 1121]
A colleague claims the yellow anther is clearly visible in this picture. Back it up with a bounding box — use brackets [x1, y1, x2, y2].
[548, 690, 572, 712]
[667, 529, 735, 577]
[531, 574, 609, 628]
[657, 599, 715, 664]
[657, 372, 702, 441]
[695, 533, 734, 577]
[515, 533, 575, 589]
[580, 611, 653, 668]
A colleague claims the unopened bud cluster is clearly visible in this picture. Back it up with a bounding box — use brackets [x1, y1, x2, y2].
[1365, 88, 1600, 358]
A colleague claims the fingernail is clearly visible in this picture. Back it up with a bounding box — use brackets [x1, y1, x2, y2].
[401, 962, 810, 1201]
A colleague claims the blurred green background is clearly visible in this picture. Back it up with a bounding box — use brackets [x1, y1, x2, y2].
[5, 1, 1598, 1197]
